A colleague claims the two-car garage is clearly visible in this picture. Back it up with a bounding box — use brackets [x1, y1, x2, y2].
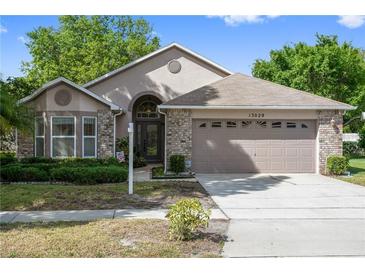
[160, 73, 354, 175]
[192, 119, 317, 173]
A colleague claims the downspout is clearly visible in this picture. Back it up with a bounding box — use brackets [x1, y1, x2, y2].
[158, 107, 167, 173]
[113, 108, 124, 157]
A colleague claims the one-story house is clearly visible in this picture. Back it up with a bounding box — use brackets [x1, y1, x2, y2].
[17, 43, 355, 174]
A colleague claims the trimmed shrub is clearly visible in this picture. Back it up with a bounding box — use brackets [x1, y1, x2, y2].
[152, 166, 164, 177]
[21, 163, 58, 173]
[0, 153, 17, 165]
[170, 155, 185, 174]
[98, 157, 122, 166]
[343, 141, 362, 156]
[0, 165, 48, 182]
[50, 166, 128, 184]
[134, 156, 147, 168]
[60, 157, 100, 167]
[20, 157, 56, 164]
[359, 126, 365, 149]
[166, 198, 210, 241]
[327, 155, 349, 175]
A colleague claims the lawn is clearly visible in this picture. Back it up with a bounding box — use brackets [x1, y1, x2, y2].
[0, 219, 227, 258]
[0, 181, 216, 211]
[336, 157, 365, 186]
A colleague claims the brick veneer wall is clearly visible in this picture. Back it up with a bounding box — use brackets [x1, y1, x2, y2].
[165, 109, 192, 168]
[16, 131, 34, 158]
[318, 110, 343, 174]
[97, 110, 115, 158]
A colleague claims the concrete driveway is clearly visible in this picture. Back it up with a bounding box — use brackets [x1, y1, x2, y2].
[196, 174, 365, 257]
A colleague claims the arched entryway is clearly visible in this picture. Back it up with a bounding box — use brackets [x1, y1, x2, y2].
[132, 95, 164, 162]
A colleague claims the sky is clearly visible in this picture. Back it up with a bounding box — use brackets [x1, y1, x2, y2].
[0, 15, 364, 79]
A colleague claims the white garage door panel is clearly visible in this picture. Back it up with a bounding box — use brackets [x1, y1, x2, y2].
[192, 119, 316, 173]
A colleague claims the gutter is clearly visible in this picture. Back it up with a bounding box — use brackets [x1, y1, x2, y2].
[158, 107, 168, 173]
[113, 108, 125, 157]
[158, 105, 357, 111]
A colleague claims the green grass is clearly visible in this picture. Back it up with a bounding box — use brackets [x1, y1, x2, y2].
[0, 219, 226, 258]
[0, 181, 216, 211]
[337, 157, 365, 186]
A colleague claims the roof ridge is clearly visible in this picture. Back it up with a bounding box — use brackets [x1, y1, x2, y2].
[18, 77, 122, 110]
[83, 42, 233, 88]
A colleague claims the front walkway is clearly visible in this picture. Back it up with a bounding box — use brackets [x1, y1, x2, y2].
[0, 208, 227, 223]
[197, 173, 365, 257]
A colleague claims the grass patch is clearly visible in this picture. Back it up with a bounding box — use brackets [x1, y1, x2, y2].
[336, 157, 365, 186]
[0, 219, 227, 258]
[0, 181, 216, 211]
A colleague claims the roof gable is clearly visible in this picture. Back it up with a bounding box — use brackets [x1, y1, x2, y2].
[18, 77, 122, 110]
[83, 43, 232, 88]
[160, 73, 355, 110]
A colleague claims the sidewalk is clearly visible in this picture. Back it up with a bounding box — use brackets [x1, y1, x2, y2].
[0, 208, 227, 224]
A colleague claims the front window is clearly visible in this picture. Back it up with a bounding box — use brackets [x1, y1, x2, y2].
[136, 101, 159, 119]
[35, 117, 45, 157]
[51, 117, 75, 158]
[82, 117, 97, 158]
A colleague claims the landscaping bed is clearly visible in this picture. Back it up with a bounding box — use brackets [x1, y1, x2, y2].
[0, 219, 227, 258]
[0, 181, 217, 211]
[0, 156, 128, 184]
[151, 166, 195, 179]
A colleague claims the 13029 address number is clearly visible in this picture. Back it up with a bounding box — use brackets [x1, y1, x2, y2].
[248, 113, 265, 118]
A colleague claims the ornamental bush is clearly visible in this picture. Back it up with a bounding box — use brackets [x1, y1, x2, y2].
[0, 165, 48, 182]
[50, 166, 128, 184]
[166, 198, 210, 241]
[19, 157, 56, 164]
[0, 152, 17, 165]
[170, 154, 185, 174]
[326, 155, 349, 175]
[343, 141, 362, 156]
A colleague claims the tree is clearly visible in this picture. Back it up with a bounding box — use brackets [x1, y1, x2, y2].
[22, 16, 160, 87]
[0, 89, 34, 137]
[0, 77, 36, 100]
[252, 34, 365, 132]
[359, 125, 365, 149]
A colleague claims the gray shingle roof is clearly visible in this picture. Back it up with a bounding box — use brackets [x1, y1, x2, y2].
[160, 73, 355, 110]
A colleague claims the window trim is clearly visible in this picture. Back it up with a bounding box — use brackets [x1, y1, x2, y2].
[50, 116, 76, 158]
[34, 116, 45, 157]
[82, 116, 97, 158]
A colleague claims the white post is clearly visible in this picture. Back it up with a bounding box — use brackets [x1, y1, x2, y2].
[128, 123, 134, 194]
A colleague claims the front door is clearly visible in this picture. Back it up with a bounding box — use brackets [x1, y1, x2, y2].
[136, 122, 162, 162]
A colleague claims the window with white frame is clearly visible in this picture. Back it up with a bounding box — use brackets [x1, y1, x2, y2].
[82, 117, 97, 158]
[51, 116, 76, 158]
[35, 117, 45, 157]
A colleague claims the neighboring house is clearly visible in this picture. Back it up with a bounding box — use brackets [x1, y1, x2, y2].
[17, 43, 355, 174]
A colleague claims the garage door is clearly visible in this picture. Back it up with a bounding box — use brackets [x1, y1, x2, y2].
[192, 119, 316, 173]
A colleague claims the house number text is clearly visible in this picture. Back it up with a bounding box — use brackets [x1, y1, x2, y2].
[248, 113, 265, 118]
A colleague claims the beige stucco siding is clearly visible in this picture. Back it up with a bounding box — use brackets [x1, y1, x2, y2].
[28, 83, 109, 112]
[88, 47, 228, 137]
